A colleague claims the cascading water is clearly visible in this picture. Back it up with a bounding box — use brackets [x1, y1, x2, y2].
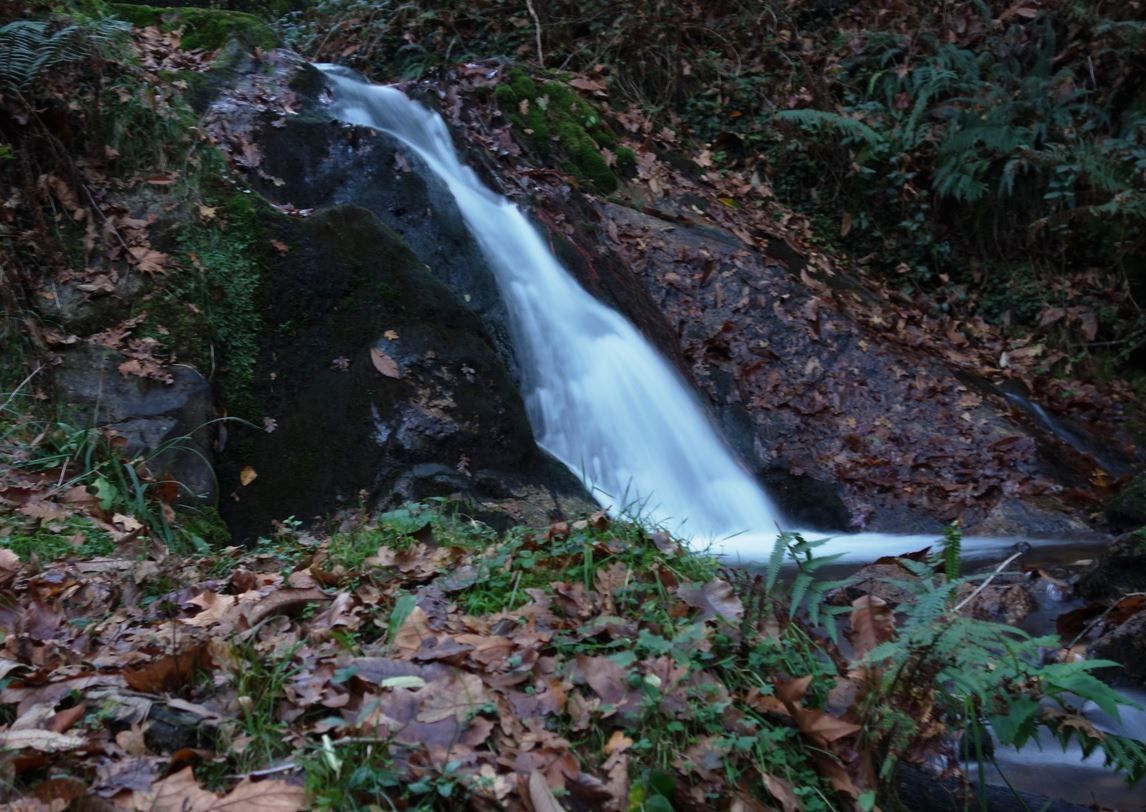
[318, 65, 787, 546]
[313, 67, 1072, 563]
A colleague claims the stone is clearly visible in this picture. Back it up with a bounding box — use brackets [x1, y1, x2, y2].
[953, 582, 1037, 625]
[217, 205, 589, 541]
[1075, 530, 1146, 603]
[1104, 472, 1146, 531]
[824, 561, 923, 608]
[51, 344, 216, 504]
[1088, 609, 1146, 685]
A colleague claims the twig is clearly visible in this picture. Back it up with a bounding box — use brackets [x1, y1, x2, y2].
[524, 0, 544, 67]
[0, 363, 43, 413]
[951, 551, 1024, 614]
[1065, 591, 1146, 653]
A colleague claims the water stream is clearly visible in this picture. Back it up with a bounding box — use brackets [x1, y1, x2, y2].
[318, 65, 791, 546]
[313, 66, 1094, 564]
[312, 68, 1143, 807]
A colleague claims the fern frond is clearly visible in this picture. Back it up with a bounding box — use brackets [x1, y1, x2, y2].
[773, 108, 883, 147]
[0, 17, 129, 93]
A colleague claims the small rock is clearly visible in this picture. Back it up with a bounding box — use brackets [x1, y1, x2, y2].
[824, 561, 922, 608]
[1076, 530, 1146, 603]
[1088, 609, 1146, 685]
[954, 582, 1037, 625]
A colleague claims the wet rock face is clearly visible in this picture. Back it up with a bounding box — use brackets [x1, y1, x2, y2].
[1077, 531, 1146, 602]
[1105, 473, 1146, 532]
[555, 200, 1116, 534]
[1089, 610, 1146, 685]
[218, 205, 587, 541]
[52, 345, 216, 504]
[207, 59, 518, 379]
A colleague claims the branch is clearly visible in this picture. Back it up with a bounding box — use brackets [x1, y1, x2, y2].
[524, 0, 544, 67]
[951, 550, 1024, 615]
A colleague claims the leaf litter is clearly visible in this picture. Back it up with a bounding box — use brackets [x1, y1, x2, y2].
[0, 492, 952, 811]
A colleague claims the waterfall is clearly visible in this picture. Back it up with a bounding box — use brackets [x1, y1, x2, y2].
[313, 67, 1051, 562]
[317, 66, 788, 542]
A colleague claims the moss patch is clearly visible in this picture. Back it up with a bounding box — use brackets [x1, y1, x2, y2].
[0, 515, 116, 562]
[109, 3, 278, 51]
[495, 70, 619, 194]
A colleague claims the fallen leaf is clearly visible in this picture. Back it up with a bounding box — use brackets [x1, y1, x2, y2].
[849, 595, 895, 661]
[760, 772, 803, 812]
[240, 466, 258, 486]
[128, 246, 168, 275]
[270, 239, 290, 254]
[0, 729, 86, 753]
[677, 578, 743, 623]
[370, 347, 401, 378]
[529, 769, 567, 812]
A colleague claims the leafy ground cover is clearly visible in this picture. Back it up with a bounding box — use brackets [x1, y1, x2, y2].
[1, 451, 1144, 810]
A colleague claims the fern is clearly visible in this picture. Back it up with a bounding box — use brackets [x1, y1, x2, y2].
[773, 108, 883, 147]
[0, 17, 129, 94]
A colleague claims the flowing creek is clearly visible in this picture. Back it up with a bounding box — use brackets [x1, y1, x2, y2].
[314, 67, 1144, 807]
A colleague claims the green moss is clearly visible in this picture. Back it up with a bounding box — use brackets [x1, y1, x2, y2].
[495, 70, 619, 194]
[615, 146, 637, 172]
[1, 515, 116, 561]
[176, 505, 232, 549]
[109, 3, 278, 50]
[493, 83, 518, 108]
[156, 190, 265, 419]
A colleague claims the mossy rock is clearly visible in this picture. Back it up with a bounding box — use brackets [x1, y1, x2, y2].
[494, 69, 618, 194]
[1106, 472, 1146, 531]
[109, 3, 278, 50]
[1077, 529, 1146, 602]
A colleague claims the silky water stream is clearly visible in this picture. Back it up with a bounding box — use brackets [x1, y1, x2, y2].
[314, 66, 1142, 807]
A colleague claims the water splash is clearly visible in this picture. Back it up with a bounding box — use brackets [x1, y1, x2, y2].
[317, 65, 787, 544]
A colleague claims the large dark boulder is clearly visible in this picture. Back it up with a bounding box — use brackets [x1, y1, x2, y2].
[1088, 609, 1146, 685]
[218, 204, 587, 540]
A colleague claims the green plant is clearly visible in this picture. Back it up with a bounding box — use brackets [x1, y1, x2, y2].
[0, 15, 129, 94]
[303, 736, 404, 811]
[218, 637, 301, 773]
[852, 554, 1146, 790]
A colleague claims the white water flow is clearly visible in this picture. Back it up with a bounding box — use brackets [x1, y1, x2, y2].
[315, 67, 1072, 562]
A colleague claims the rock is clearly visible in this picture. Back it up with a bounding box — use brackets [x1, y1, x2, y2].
[968, 498, 1098, 539]
[824, 561, 923, 608]
[51, 344, 216, 504]
[218, 205, 588, 541]
[1076, 530, 1146, 602]
[34, 272, 148, 336]
[954, 582, 1037, 625]
[205, 57, 520, 378]
[1088, 609, 1146, 685]
[1104, 472, 1146, 531]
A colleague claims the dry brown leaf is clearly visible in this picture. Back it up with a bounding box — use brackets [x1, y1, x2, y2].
[848, 595, 895, 661]
[370, 347, 401, 378]
[760, 772, 803, 812]
[528, 769, 566, 812]
[128, 246, 168, 275]
[677, 578, 743, 623]
[0, 729, 86, 753]
[240, 466, 258, 487]
[181, 591, 237, 628]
